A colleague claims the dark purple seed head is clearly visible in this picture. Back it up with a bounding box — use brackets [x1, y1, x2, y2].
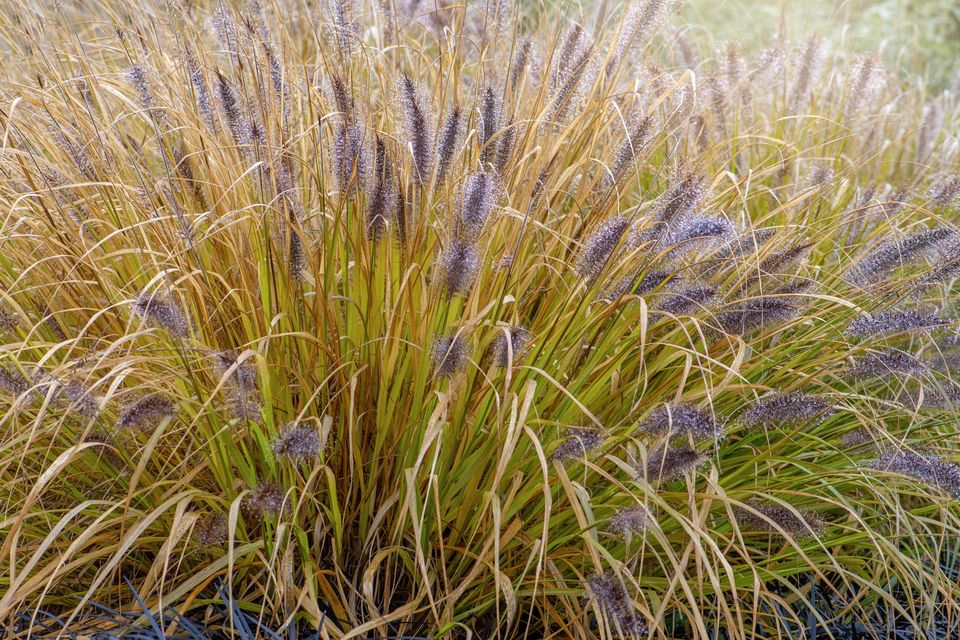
[491, 325, 532, 367]
[644, 445, 706, 484]
[432, 333, 470, 378]
[117, 393, 177, 431]
[636, 402, 721, 440]
[195, 513, 228, 546]
[133, 290, 190, 338]
[211, 350, 258, 391]
[440, 240, 480, 296]
[435, 106, 464, 184]
[243, 481, 286, 518]
[576, 217, 630, 283]
[608, 504, 653, 537]
[846, 349, 927, 381]
[849, 227, 955, 286]
[845, 308, 950, 339]
[586, 572, 648, 637]
[549, 427, 604, 462]
[398, 75, 434, 185]
[365, 136, 399, 240]
[457, 171, 498, 239]
[714, 295, 800, 335]
[868, 448, 960, 499]
[272, 423, 323, 462]
[927, 174, 960, 209]
[740, 392, 834, 431]
[655, 285, 716, 316]
[733, 501, 825, 538]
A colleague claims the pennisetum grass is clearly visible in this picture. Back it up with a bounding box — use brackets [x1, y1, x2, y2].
[1, 0, 960, 637]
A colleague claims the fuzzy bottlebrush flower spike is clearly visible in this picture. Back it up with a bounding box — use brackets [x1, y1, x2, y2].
[848, 227, 955, 286]
[242, 481, 287, 519]
[587, 572, 648, 637]
[440, 240, 480, 296]
[635, 402, 722, 441]
[868, 448, 960, 499]
[846, 308, 950, 339]
[195, 513, 228, 546]
[643, 445, 707, 484]
[846, 349, 928, 381]
[491, 325, 532, 367]
[431, 333, 470, 378]
[608, 504, 654, 537]
[272, 423, 324, 462]
[117, 394, 177, 431]
[133, 290, 190, 338]
[739, 392, 834, 431]
[576, 217, 631, 283]
[549, 427, 605, 462]
[733, 501, 825, 538]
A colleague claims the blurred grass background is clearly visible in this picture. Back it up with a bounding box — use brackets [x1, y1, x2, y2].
[678, 0, 960, 89]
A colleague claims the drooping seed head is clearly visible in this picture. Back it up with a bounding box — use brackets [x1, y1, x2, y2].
[733, 501, 825, 538]
[227, 388, 262, 422]
[644, 445, 706, 484]
[846, 349, 927, 381]
[117, 393, 177, 431]
[195, 513, 228, 546]
[211, 350, 258, 392]
[491, 325, 532, 367]
[271, 423, 323, 462]
[840, 428, 878, 452]
[549, 427, 604, 462]
[133, 289, 190, 338]
[242, 481, 287, 518]
[848, 227, 956, 286]
[739, 392, 834, 431]
[83, 431, 125, 470]
[431, 333, 470, 378]
[845, 308, 950, 339]
[0, 365, 32, 397]
[576, 216, 630, 283]
[655, 285, 716, 316]
[0, 308, 19, 334]
[714, 294, 801, 336]
[60, 379, 100, 419]
[440, 239, 480, 296]
[608, 504, 654, 537]
[868, 448, 960, 500]
[661, 215, 734, 257]
[587, 572, 648, 636]
[636, 402, 721, 441]
[927, 174, 960, 209]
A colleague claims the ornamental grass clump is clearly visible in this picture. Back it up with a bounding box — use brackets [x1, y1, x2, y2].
[3, 0, 960, 637]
